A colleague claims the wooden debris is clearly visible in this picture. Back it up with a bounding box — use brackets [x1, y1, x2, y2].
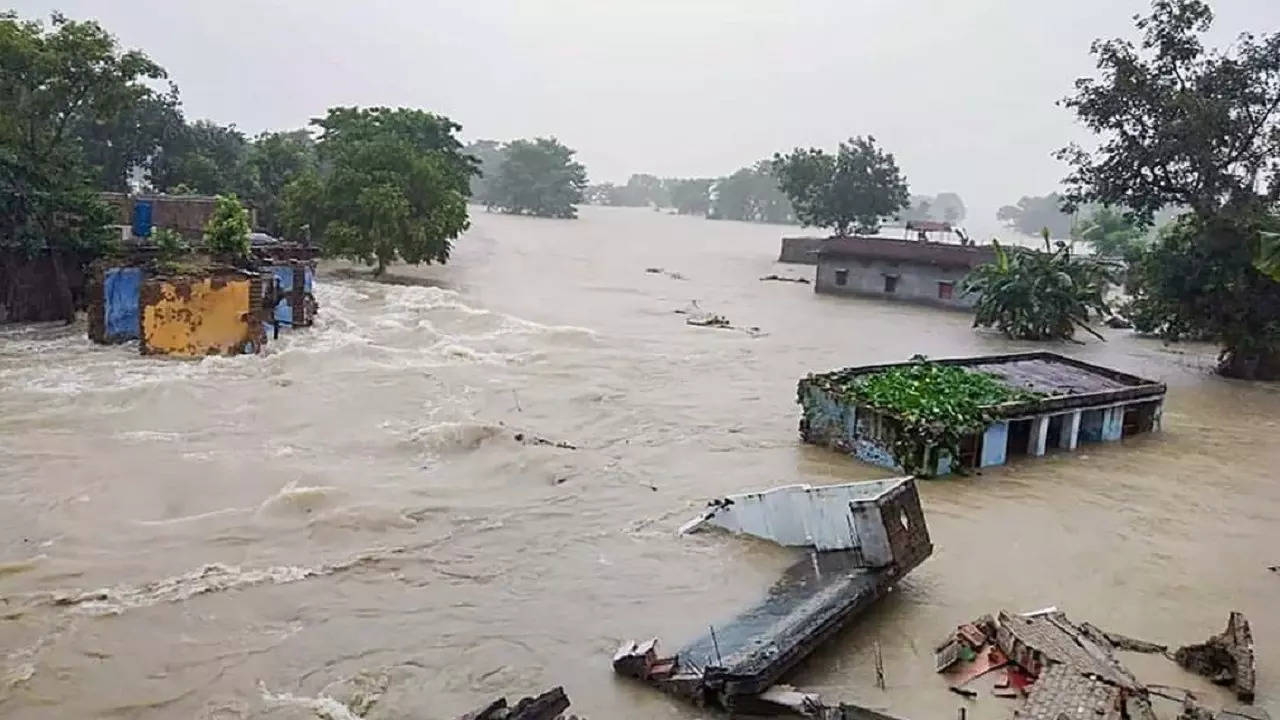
[948, 686, 977, 699]
[1174, 612, 1256, 703]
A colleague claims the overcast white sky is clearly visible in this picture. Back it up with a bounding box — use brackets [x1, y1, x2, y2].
[13, 0, 1280, 224]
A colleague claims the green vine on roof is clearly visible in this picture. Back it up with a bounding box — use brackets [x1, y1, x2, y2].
[803, 355, 1042, 476]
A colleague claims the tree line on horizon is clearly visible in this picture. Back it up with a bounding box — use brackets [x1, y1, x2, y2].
[2, 1, 1278, 379]
[581, 167, 968, 229]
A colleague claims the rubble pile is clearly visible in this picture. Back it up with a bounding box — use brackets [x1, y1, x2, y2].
[935, 610, 1260, 720]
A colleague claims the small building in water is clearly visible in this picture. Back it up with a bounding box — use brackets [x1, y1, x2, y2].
[813, 235, 995, 310]
[798, 352, 1167, 475]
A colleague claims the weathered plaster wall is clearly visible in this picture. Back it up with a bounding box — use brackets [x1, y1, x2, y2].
[140, 273, 263, 357]
[814, 257, 977, 309]
[778, 237, 824, 264]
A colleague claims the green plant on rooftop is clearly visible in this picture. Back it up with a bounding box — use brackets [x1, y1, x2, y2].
[802, 357, 1041, 476]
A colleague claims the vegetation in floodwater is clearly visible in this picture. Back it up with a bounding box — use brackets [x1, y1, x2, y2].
[802, 356, 1042, 476]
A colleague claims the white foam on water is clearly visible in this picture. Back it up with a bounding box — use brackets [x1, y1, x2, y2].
[407, 421, 506, 453]
[256, 481, 344, 517]
[259, 686, 365, 720]
[29, 546, 407, 617]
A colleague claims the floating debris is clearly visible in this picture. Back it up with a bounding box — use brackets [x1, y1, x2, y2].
[759, 274, 812, 284]
[1175, 612, 1255, 703]
[456, 687, 578, 720]
[512, 432, 578, 451]
[933, 609, 1259, 720]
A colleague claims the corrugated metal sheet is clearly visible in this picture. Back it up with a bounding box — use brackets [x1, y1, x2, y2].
[103, 267, 143, 342]
[140, 273, 264, 357]
[681, 478, 911, 552]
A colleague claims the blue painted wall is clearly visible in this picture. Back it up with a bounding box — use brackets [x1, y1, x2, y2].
[1102, 406, 1125, 441]
[1079, 409, 1105, 443]
[263, 265, 315, 329]
[103, 267, 143, 342]
[981, 421, 1009, 467]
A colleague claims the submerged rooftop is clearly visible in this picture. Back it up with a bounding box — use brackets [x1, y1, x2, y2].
[814, 352, 1166, 417]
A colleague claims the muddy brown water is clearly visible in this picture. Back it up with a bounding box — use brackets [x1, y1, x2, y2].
[1, 205, 1277, 720]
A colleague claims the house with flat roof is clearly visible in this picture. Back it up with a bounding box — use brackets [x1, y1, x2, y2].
[813, 235, 995, 309]
[798, 352, 1167, 475]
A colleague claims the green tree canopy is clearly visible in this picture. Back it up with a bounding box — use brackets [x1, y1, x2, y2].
[150, 119, 258, 198]
[281, 107, 476, 275]
[996, 194, 1077, 238]
[246, 129, 315, 236]
[666, 178, 713, 216]
[773, 136, 910, 236]
[465, 139, 505, 206]
[1057, 0, 1280, 378]
[1072, 207, 1148, 258]
[711, 161, 794, 224]
[487, 137, 587, 219]
[1, 11, 165, 318]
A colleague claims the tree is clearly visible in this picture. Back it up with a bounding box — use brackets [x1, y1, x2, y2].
[1072, 207, 1148, 258]
[247, 129, 315, 236]
[203, 194, 251, 259]
[667, 178, 713, 216]
[1, 12, 164, 321]
[281, 106, 476, 275]
[465, 139, 506, 207]
[996, 194, 1077, 238]
[711, 161, 794, 223]
[963, 232, 1114, 342]
[773, 136, 910, 236]
[896, 195, 934, 224]
[487, 137, 587, 219]
[150, 119, 257, 198]
[1057, 0, 1280, 378]
[934, 192, 967, 224]
[75, 82, 183, 192]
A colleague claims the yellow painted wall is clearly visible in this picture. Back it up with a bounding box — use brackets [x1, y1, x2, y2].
[141, 275, 261, 357]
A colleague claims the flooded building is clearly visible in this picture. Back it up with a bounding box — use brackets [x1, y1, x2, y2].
[798, 352, 1167, 475]
[615, 476, 932, 716]
[140, 269, 267, 357]
[813, 236, 994, 309]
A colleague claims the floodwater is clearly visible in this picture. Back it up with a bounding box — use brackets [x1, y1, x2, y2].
[1, 205, 1277, 720]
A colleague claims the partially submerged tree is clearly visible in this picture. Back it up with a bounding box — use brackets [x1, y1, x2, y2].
[1073, 207, 1148, 258]
[666, 178, 713, 216]
[281, 107, 477, 275]
[487, 137, 587, 219]
[773, 136, 910, 236]
[1057, 0, 1280, 378]
[0, 12, 165, 321]
[710, 161, 794, 223]
[963, 232, 1114, 342]
[465, 139, 506, 207]
[996, 194, 1078, 238]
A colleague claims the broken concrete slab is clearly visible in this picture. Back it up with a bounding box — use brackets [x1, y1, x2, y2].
[1080, 622, 1169, 654]
[456, 687, 575, 720]
[679, 477, 924, 561]
[616, 477, 932, 716]
[1175, 612, 1256, 703]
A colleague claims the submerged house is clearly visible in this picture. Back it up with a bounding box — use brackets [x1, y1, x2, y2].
[798, 352, 1167, 475]
[813, 236, 995, 309]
